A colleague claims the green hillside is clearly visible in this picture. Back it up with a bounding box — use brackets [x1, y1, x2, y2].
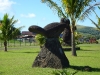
[76, 25, 100, 39]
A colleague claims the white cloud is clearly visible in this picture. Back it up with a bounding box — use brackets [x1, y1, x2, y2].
[0, 0, 16, 13]
[20, 13, 36, 18]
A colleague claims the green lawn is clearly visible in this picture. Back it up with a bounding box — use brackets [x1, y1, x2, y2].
[0, 44, 100, 75]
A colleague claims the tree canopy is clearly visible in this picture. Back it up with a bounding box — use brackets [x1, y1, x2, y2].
[0, 13, 23, 51]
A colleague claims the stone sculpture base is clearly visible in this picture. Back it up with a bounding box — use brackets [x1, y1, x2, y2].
[32, 38, 69, 69]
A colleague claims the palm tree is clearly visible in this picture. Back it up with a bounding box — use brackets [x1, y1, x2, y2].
[0, 13, 22, 51]
[41, 0, 100, 56]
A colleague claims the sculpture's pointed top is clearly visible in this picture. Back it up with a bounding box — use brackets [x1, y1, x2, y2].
[60, 18, 70, 25]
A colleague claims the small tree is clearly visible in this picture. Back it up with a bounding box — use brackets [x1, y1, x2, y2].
[0, 13, 23, 51]
[35, 34, 46, 48]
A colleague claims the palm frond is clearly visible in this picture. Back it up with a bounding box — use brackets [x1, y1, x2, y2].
[88, 17, 100, 30]
[8, 26, 24, 39]
[61, 0, 95, 20]
[92, 10, 100, 26]
[42, 0, 66, 18]
[80, 3, 100, 21]
[10, 16, 18, 27]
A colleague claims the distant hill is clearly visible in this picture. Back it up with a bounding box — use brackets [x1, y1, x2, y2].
[76, 25, 100, 39]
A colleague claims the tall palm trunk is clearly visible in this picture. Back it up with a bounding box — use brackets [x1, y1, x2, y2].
[4, 40, 7, 51]
[71, 19, 77, 56]
[71, 28, 77, 56]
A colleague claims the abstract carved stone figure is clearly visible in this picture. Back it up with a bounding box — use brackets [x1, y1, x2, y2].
[60, 18, 71, 45]
[28, 18, 71, 69]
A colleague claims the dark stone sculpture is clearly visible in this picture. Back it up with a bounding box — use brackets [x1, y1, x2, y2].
[28, 18, 71, 69]
[60, 18, 71, 45]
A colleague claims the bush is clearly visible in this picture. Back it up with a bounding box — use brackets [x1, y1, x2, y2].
[52, 69, 77, 75]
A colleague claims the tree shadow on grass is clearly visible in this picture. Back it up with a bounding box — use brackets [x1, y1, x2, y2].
[80, 49, 99, 51]
[8, 51, 39, 54]
[77, 56, 100, 58]
[22, 51, 39, 53]
[79, 46, 91, 47]
[63, 47, 80, 51]
[0, 72, 4, 75]
[70, 65, 100, 72]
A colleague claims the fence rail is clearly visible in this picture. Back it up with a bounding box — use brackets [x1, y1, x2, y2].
[0, 39, 38, 47]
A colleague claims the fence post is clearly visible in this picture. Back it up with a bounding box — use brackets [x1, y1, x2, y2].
[0, 40, 3, 47]
[25, 38, 26, 46]
[20, 38, 21, 46]
[14, 39, 15, 47]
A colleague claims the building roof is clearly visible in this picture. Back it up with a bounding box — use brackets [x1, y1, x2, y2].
[22, 31, 35, 35]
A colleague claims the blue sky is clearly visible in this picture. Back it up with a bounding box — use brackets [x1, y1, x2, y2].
[0, 0, 100, 31]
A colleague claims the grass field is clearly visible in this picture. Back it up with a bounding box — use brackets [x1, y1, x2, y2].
[0, 44, 100, 75]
